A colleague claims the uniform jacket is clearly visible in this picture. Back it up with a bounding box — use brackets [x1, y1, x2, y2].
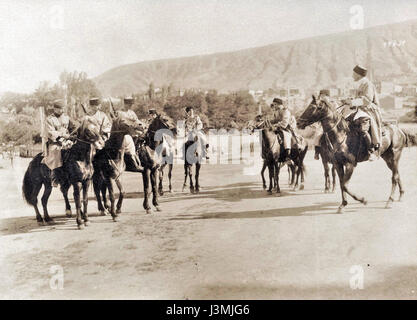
[269, 108, 291, 130]
[185, 115, 203, 133]
[92, 110, 112, 134]
[355, 77, 379, 107]
[45, 114, 71, 144]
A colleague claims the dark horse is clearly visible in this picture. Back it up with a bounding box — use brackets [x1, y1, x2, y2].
[250, 118, 308, 194]
[137, 114, 177, 213]
[92, 110, 146, 221]
[297, 95, 417, 212]
[22, 116, 105, 228]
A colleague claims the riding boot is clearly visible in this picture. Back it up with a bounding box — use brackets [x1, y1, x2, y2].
[314, 146, 320, 160]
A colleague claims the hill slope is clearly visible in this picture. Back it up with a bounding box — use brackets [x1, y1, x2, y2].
[94, 20, 417, 96]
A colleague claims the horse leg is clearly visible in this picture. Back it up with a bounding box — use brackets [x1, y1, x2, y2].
[158, 165, 164, 196]
[322, 158, 330, 193]
[331, 163, 337, 193]
[106, 178, 117, 221]
[31, 182, 44, 225]
[61, 181, 72, 217]
[168, 164, 173, 193]
[381, 150, 401, 208]
[335, 163, 348, 213]
[261, 160, 267, 189]
[73, 182, 84, 229]
[342, 163, 367, 205]
[182, 164, 188, 192]
[41, 182, 54, 224]
[151, 168, 161, 211]
[275, 162, 281, 195]
[267, 162, 274, 195]
[82, 180, 90, 226]
[115, 177, 125, 214]
[93, 175, 107, 216]
[142, 169, 152, 214]
[195, 162, 201, 193]
[189, 165, 195, 194]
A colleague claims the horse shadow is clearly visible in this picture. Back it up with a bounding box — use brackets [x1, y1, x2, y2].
[169, 202, 345, 221]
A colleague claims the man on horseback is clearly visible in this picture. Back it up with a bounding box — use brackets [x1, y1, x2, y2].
[89, 97, 112, 140]
[41, 100, 74, 187]
[269, 98, 297, 165]
[313, 89, 338, 160]
[184, 106, 209, 159]
[350, 65, 383, 161]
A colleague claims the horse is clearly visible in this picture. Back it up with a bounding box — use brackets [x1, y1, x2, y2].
[138, 114, 177, 213]
[22, 116, 105, 228]
[249, 118, 308, 193]
[92, 110, 146, 221]
[297, 95, 417, 212]
[146, 115, 177, 195]
[182, 128, 209, 194]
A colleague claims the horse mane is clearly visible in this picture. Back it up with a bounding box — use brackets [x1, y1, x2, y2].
[322, 100, 350, 133]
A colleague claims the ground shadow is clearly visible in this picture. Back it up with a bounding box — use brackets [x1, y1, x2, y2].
[168, 202, 348, 220]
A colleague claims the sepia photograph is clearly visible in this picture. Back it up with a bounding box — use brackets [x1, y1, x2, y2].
[0, 0, 417, 303]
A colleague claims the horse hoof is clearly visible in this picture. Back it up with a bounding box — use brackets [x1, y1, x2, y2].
[262, 185, 267, 190]
[155, 206, 162, 212]
[65, 210, 72, 218]
[362, 199, 368, 206]
[145, 209, 152, 214]
[37, 220, 45, 226]
[113, 215, 119, 222]
[100, 210, 108, 216]
[84, 220, 90, 227]
[46, 219, 55, 225]
[299, 184, 304, 190]
[77, 224, 85, 230]
[116, 209, 122, 214]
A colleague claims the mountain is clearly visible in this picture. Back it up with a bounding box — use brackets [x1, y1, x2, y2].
[94, 19, 417, 96]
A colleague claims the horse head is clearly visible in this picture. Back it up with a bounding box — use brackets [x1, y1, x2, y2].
[78, 116, 106, 150]
[112, 110, 146, 138]
[297, 95, 334, 129]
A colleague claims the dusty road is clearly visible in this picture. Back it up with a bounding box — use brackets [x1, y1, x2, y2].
[0, 147, 416, 299]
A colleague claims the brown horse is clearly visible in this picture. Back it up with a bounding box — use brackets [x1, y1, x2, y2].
[297, 95, 417, 212]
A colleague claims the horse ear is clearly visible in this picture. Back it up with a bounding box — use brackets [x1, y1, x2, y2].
[312, 95, 317, 104]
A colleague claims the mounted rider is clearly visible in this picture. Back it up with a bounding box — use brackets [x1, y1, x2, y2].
[184, 106, 209, 159]
[350, 65, 383, 161]
[41, 99, 74, 187]
[89, 97, 112, 140]
[268, 98, 298, 164]
[313, 89, 341, 160]
[122, 97, 144, 172]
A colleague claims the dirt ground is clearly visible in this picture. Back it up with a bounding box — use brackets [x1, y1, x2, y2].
[0, 146, 416, 299]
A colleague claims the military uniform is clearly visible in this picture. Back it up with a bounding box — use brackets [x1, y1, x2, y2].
[269, 99, 292, 151]
[90, 98, 111, 139]
[41, 105, 71, 170]
[184, 107, 209, 158]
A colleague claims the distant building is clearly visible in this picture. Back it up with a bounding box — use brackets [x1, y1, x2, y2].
[376, 81, 395, 95]
[402, 86, 417, 97]
[379, 95, 403, 110]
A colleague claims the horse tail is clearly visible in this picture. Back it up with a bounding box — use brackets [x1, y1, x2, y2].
[22, 153, 43, 206]
[401, 129, 417, 147]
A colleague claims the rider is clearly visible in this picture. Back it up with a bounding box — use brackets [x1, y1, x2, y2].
[122, 97, 144, 173]
[89, 97, 112, 140]
[41, 99, 74, 187]
[351, 65, 383, 161]
[184, 106, 209, 159]
[313, 89, 337, 160]
[269, 98, 294, 165]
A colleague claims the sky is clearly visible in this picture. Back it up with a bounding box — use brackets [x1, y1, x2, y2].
[1, 0, 417, 93]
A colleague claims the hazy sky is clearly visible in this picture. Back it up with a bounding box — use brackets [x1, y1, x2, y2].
[1, 0, 417, 93]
